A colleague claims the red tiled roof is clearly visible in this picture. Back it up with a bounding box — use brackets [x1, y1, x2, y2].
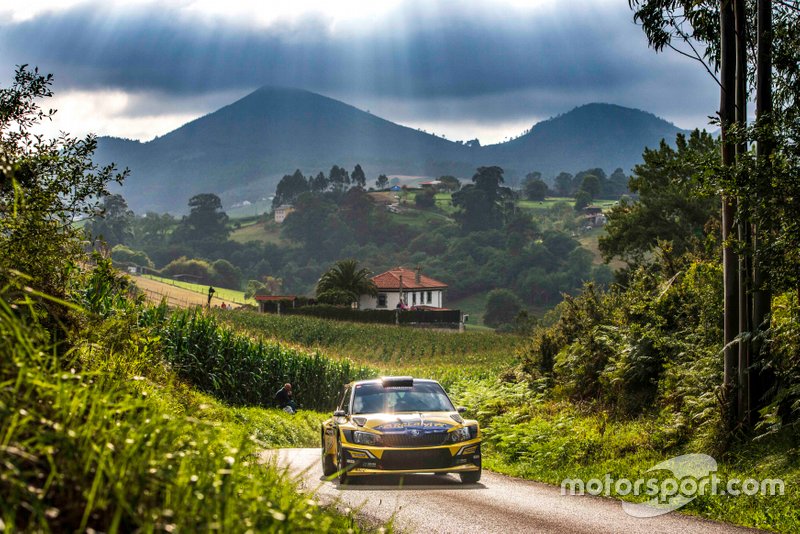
[254, 295, 297, 301]
[372, 268, 447, 290]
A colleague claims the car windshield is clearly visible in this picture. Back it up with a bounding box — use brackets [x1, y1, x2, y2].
[352, 381, 455, 414]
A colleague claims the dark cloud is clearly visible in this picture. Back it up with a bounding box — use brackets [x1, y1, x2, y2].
[0, 1, 718, 130]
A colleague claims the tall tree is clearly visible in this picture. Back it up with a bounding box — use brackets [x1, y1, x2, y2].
[328, 165, 349, 192]
[628, 0, 800, 431]
[554, 172, 574, 196]
[351, 164, 367, 189]
[272, 169, 309, 208]
[174, 193, 229, 243]
[375, 173, 389, 189]
[87, 194, 134, 247]
[311, 171, 328, 192]
[438, 175, 461, 192]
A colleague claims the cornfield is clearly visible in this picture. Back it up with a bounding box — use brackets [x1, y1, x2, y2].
[148, 309, 375, 411]
[215, 309, 523, 380]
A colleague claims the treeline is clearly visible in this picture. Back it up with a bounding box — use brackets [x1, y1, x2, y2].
[89, 165, 619, 318]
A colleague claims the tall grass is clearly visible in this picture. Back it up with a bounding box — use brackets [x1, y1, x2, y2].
[0, 282, 367, 532]
[216, 309, 523, 380]
[148, 309, 376, 411]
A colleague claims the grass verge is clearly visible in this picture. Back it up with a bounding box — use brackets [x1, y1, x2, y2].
[448, 378, 799, 532]
[0, 284, 369, 532]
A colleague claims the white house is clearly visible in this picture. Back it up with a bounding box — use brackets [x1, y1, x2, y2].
[359, 267, 448, 310]
[274, 205, 295, 223]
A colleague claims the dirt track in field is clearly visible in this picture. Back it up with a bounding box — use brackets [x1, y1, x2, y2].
[132, 275, 242, 309]
[263, 448, 762, 534]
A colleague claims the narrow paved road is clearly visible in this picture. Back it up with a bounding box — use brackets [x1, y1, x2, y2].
[263, 448, 760, 534]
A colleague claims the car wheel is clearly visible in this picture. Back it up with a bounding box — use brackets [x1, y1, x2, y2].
[336, 440, 349, 484]
[459, 470, 481, 484]
[321, 430, 336, 477]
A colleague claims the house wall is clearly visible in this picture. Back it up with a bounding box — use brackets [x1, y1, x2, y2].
[359, 289, 443, 309]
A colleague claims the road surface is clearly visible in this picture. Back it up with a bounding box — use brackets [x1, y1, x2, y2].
[263, 448, 760, 534]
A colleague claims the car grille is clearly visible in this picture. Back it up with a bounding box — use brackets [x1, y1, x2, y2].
[381, 431, 448, 448]
[379, 449, 453, 470]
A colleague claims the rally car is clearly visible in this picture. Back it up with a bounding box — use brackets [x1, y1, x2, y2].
[320, 376, 482, 484]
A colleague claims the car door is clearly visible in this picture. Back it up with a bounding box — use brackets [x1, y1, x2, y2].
[324, 385, 351, 455]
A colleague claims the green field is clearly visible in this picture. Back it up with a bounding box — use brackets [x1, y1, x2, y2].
[229, 219, 286, 245]
[141, 273, 256, 305]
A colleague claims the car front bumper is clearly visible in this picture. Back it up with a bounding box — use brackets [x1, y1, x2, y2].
[340, 439, 481, 476]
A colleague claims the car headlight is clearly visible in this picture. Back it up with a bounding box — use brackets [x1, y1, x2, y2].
[352, 431, 382, 446]
[448, 427, 471, 443]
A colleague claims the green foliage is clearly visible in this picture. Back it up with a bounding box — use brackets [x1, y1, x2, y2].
[148, 309, 375, 411]
[414, 189, 436, 208]
[211, 258, 241, 289]
[451, 166, 510, 231]
[554, 172, 574, 196]
[86, 194, 134, 247]
[519, 261, 725, 420]
[173, 193, 230, 244]
[438, 175, 461, 192]
[523, 177, 549, 201]
[0, 277, 364, 532]
[316, 259, 377, 305]
[484, 289, 523, 328]
[161, 257, 215, 285]
[579, 174, 601, 198]
[599, 130, 719, 267]
[573, 190, 591, 211]
[0, 66, 127, 311]
[449, 378, 800, 532]
[111, 244, 154, 268]
[272, 169, 309, 208]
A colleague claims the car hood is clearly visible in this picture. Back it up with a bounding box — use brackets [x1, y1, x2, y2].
[353, 412, 464, 432]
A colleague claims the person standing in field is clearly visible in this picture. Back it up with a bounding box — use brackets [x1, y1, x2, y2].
[207, 286, 215, 307]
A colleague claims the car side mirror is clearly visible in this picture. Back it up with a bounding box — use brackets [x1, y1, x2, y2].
[457, 406, 467, 414]
[333, 410, 347, 417]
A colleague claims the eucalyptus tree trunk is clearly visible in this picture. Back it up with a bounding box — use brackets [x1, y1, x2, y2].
[720, 0, 739, 432]
[734, 0, 751, 427]
[751, 0, 775, 421]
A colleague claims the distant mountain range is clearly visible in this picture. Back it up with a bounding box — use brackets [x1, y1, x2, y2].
[93, 86, 688, 213]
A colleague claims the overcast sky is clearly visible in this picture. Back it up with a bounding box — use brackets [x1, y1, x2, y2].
[0, 0, 719, 144]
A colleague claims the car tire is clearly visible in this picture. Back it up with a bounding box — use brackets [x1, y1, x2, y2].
[459, 470, 481, 484]
[321, 430, 336, 477]
[336, 439, 349, 485]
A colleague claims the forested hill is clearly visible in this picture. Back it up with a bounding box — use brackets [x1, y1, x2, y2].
[481, 103, 686, 179]
[94, 87, 687, 213]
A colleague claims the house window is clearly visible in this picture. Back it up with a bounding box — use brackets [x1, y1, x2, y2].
[427, 291, 432, 304]
[412, 292, 417, 305]
[377, 294, 387, 308]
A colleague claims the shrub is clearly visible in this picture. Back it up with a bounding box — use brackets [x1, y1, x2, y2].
[211, 258, 241, 289]
[161, 257, 214, 284]
[485, 288, 523, 327]
[111, 244, 154, 268]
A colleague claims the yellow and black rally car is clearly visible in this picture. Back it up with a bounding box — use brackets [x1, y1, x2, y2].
[321, 376, 481, 484]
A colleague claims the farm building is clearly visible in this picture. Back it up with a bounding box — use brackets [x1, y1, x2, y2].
[274, 204, 295, 223]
